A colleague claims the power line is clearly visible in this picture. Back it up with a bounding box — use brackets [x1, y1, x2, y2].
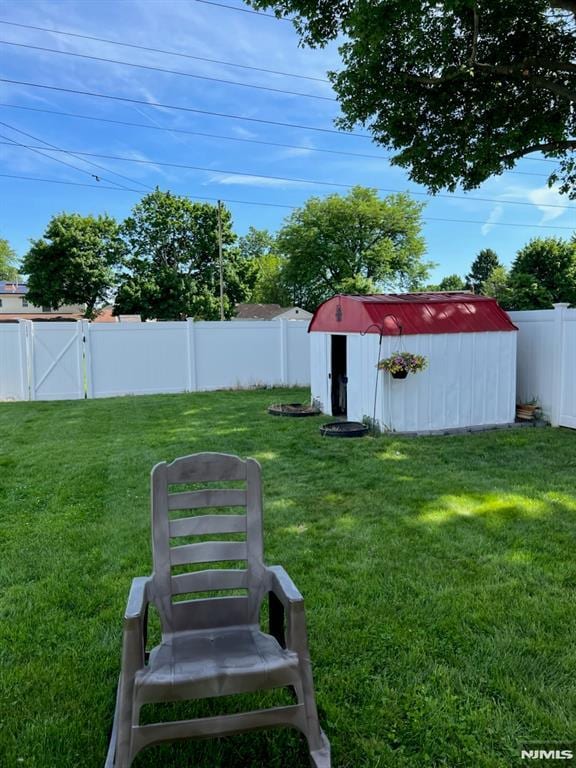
[0, 132, 138, 191]
[0, 173, 295, 207]
[0, 120, 152, 192]
[193, 0, 291, 20]
[3, 141, 573, 209]
[0, 78, 367, 137]
[0, 79, 563, 169]
[0, 40, 334, 102]
[0, 18, 323, 82]
[0, 103, 552, 178]
[2, 173, 574, 230]
[0, 102, 393, 161]
[0, 22, 559, 167]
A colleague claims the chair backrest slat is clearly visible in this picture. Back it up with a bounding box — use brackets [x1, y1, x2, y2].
[168, 489, 246, 511]
[169, 514, 246, 538]
[151, 453, 263, 632]
[170, 540, 247, 566]
[171, 568, 248, 595]
[166, 454, 247, 484]
[171, 596, 250, 631]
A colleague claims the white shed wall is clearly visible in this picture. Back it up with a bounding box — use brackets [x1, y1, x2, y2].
[310, 332, 330, 413]
[313, 331, 516, 432]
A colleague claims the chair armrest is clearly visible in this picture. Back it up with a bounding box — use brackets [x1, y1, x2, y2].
[125, 576, 151, 623]
[122, 577, 152, 673]
[267, 565, 304, 609]
[266, 566, 307, 652]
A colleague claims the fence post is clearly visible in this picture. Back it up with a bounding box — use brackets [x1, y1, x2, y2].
[550, 303, 568, 427]
[26, 320, 36, 401]
[186, 318, 197, 392]
[81, 320, 93, 399]
[17, 319, 32, 401]
[279, 319, 288, 384]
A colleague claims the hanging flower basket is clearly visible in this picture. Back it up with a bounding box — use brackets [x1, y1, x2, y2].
[378, 351, 428, 378]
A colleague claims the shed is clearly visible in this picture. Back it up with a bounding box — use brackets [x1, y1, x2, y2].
[308, 293, 518, 433]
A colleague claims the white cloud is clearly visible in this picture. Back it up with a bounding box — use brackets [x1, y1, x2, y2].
[231, 126, 259, 140]
[481, 205, 503, 235]
[207, 173, 307, 188]
[497, 183, 571, 225]
[113, 148, 170, 179]
[275, 137, 316, 159]
[527, 185, 568, 224]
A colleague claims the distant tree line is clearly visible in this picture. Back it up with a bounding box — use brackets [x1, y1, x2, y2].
[4, 185, 575, 319]
[14, 186, 433, 319]
[426, 240, 576, 309]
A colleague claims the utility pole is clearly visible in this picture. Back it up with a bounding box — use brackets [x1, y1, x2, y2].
[217, 199, 225, 321]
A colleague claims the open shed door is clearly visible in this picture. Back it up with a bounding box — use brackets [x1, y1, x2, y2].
[330, 335, 347, 416]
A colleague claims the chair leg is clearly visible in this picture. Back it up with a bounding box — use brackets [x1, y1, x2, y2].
[104, 680, 120, 768]
[308, 729, 331, 768]
[109, 676, 136, 768]
[296, 660, 331, 768]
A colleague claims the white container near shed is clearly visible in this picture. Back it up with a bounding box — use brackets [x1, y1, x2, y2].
[308, 293, 518, 434]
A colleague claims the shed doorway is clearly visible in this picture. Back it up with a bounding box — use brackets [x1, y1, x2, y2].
[330, 335, 347, 416]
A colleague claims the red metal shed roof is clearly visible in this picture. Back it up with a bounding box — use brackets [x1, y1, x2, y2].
[308, 293, 517, 335]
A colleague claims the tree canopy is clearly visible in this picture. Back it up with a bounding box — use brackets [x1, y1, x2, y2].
[250, 0, 576, 197]
[507, 236, 576, 308]
[238, 227, 290, 305]
[466, 248, 500, 292]
[481, 265, 511, 306]
[115, 190, 251, 320]
[0, 238, 19, 282]
[425, 274, 467, 292]
[276, 186, 431, 310]
[21, 213, 123, 318]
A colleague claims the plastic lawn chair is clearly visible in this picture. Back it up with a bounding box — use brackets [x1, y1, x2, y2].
[105, 452, 330, 767]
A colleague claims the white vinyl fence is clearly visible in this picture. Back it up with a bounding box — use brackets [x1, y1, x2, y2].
[0, 319, 310, 401]
[2, 309, 574, 431]
[509, 303, 576, 429]
[0, 322, 28, 400]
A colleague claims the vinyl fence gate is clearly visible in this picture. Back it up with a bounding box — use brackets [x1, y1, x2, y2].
[0, 319, 311, 401]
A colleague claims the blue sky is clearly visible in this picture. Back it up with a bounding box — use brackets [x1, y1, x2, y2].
[0, 0, 574, 283]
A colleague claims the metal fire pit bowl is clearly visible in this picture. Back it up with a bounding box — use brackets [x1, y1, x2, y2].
[268, 403, 321, 417]
[319, 421, 369, 438]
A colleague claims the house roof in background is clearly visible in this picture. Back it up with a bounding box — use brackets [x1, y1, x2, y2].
[93, 306, 117, 323]
[0, 314, 83, 322]
[309, 293, 518, 335]
[0, 281, 27, 295]
[235, 303, 286, 320]
[234, 303, 313, 320]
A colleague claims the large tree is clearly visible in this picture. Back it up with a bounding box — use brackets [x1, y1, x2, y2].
[275, 186, 431, 310]
[22, 213, 123, 318]
[250, 0, 576, 197]
[0, 238, 19, 281]
[115, 190, 250, 320]
[239, 227, 290, 305]
[466, 248, 500, 293]
[507, 236, 576, 308]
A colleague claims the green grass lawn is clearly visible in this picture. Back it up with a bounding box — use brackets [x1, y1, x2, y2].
[1, 388, 575, 768]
